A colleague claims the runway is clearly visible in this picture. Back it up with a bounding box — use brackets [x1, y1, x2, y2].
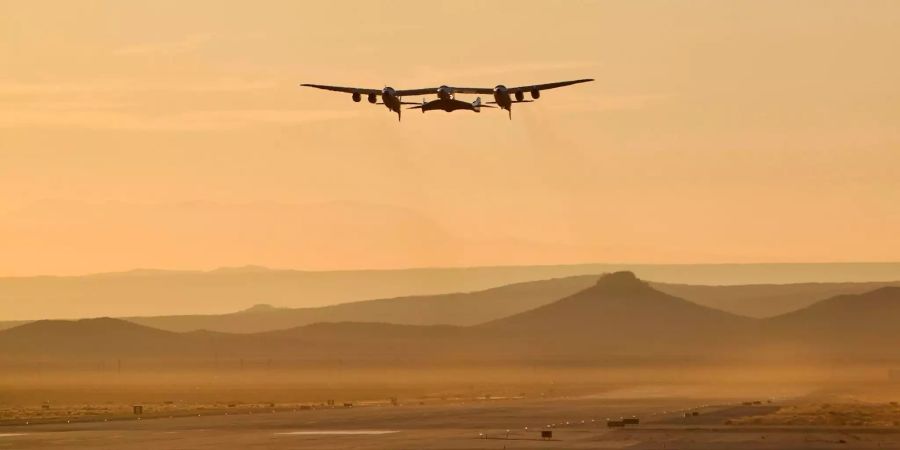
[3, 394, 900, 449]
[0, 395, 696, 449]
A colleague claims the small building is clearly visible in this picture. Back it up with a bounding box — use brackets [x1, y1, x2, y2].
[133, 405, 143, 415]
[541, 430, 552, 439]
[607, 419, 625, 428]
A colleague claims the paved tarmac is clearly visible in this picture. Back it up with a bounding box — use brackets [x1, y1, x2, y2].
[2, 395, 899, 449]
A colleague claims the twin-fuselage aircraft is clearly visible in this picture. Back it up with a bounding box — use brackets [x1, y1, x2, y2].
[300, 79, 593, 121]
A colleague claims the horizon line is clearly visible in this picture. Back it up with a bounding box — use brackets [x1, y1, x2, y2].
[4, 260, 900, 279]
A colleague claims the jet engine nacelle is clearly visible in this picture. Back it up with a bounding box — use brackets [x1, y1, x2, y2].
[530, 89, 541, 99]
[437, 85, 452, 100]
[515, 91, 525, 102]
[493, 85, 510, 104]
[352, 92, 361, 102]
[367, 93, 378, 103]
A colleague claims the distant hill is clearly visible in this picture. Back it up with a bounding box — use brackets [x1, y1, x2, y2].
[124, 275, 598, 332]
[0, 272, 752, 363]
[0, 316, 467, 363]
[654, 281, 900, 318]
[4, 262, 900, 320]
[0, 318, 204, 358]
[8, 276, 888, 334]
[769, 286, 900, 329]
[236, 303, 287, 313]
[482, 272, 755, 357]
[763, 287, 900, 358]
[0, 320, 29, 332]
[4, 274, 900, 364]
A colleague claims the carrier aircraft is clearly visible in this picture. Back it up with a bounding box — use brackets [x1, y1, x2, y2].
[300, 79, 593, 120]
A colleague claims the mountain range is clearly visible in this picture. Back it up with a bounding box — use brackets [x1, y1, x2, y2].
[3, 272, 899, 364]
[3, 262, 900, 322]
[4, 272, 898, 334]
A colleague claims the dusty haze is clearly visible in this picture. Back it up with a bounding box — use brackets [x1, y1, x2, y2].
[3, 0, 900, 276]
[3, 263, 900, 320]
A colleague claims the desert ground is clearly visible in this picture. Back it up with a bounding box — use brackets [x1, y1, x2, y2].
[3, 366, 900, 449]
[4, 272, 900, 449]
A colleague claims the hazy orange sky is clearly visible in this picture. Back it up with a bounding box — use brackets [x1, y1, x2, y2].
[1, 0, 899, 276]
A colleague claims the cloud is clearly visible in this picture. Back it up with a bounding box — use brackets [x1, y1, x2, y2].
[0, 108, 360, 130]
[0, 78, 276, 95]
[0, 75, 302, 130]
[113, 33, 215, 56]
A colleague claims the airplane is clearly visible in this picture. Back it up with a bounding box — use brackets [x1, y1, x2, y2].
[299, 79, 593, 120]
[439, 79, 594, 119]
[407, 90, 495, 114]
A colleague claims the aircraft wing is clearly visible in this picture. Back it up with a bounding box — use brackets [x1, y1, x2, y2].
[300, 84, 382, 95]
[446, 87, 494, 95]
[506, 79, 594, 93]
[451, 79, 594, 95]
[302, 84, 445, 98]
[393, 87, 441, 96]
[302, 80, 593, 96]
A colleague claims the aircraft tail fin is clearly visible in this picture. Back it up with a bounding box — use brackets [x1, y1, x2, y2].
[472, 97, 496, 113]
[406, 98, 427, 112]
[471, 97, 496, 112]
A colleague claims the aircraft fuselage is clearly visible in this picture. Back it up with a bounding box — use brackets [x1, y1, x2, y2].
[419, 98, 479, 113]
[382, 90, 401, 116]
[492, 90, 512, 111]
